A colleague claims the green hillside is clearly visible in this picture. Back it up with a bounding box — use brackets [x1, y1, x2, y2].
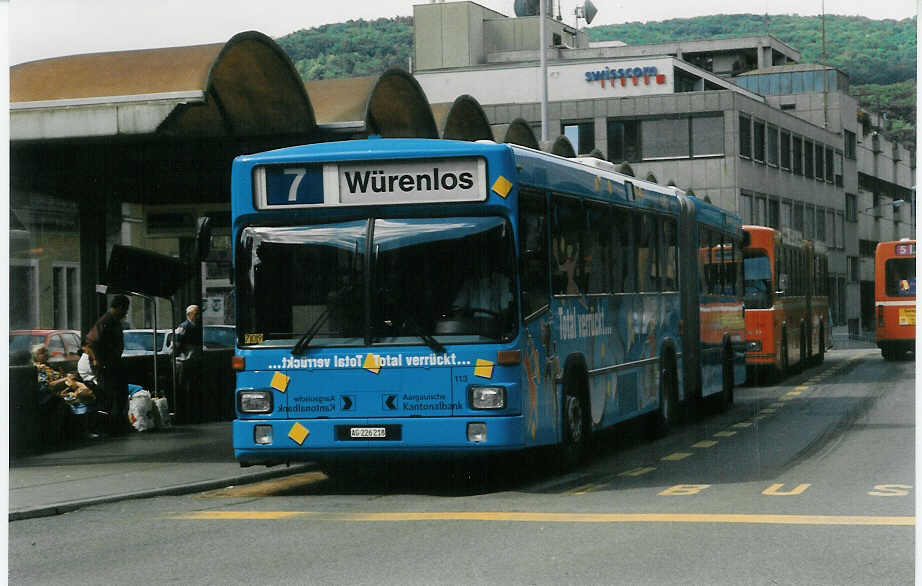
[276, 13, 916, 143]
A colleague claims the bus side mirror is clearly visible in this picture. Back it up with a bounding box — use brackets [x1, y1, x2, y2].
[195, 216, 212, 262]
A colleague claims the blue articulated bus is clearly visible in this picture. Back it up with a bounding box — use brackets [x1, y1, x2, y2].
[229, 137, 745, 468]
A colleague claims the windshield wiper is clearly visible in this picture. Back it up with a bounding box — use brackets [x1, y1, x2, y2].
[292, 310, 329, 355]
[405, 315, 447, 355]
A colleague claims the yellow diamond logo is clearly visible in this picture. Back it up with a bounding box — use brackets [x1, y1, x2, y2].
[363, 353, 381, 374]
[474, 359, 494, 379]
[288, 423, 309, 445]
[492, 176, 512, 198]
[270, 371, 289, 392]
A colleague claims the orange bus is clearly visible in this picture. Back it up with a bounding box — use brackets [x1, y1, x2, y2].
[875, 239, 915, 360]
[743, 226, 830, 381]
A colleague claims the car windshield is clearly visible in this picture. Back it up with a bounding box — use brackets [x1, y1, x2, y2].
[123, 331, 167, 352]
[237, 216, 517, 348]
[10, 335, 43, 354]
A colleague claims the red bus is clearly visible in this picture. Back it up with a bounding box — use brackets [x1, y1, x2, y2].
[875, 239, 915, 360]
[743, 226, 830, 381]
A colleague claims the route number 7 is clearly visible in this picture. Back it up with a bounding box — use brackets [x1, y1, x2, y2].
[283, 168, 306, 202]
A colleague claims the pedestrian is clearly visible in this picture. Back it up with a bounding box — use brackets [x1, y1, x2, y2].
[86, 294, 130, 434]
[174, 304, 203, 423]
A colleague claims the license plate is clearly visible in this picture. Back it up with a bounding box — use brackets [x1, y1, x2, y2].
[335, 425, 402, 441]
[899, 308, 915, 326]
[350, 427, 386, 438]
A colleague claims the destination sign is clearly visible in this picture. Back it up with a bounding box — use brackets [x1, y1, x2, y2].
[254, 157, 487, 209]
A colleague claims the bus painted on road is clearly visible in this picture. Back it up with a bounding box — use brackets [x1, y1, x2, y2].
[743, 225, 829, 381]
[875, 239, 915, 360]
[228, 137, 745, 468]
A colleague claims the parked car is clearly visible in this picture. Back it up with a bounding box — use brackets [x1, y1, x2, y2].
[203, 325, 236, 348]
[122, 329, 173, 356]
[10, 329, 82, 365]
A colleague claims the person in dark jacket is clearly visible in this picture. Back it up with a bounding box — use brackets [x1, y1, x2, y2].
[86, 294, 130, 433]
[174, 304, 203, 423]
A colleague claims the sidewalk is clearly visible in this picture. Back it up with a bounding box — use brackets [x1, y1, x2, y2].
[830, 324, 878, 350]
[9, 421, 312, 521]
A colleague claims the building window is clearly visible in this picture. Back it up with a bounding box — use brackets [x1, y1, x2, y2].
[804, 139, 814, 178]
[740, 191, 753, 224]
[848, 256, 858, 282]
[827, 210, 836, 246]
[10, 259, 39, 330]
[792, 136, 803, 175]
[780, 130, 791, 170]
[793, 202, 804, 233]
[782, 200, 792, 228]
[859, 239, 878, 258]
[752, 120, 765, 163]
[768, 199, 780, 229]
[607, 120, 640, 163]
[766, 125, 779, 166]
[834, 150, 843, 187]
[814, 143, 825, 180]
[825, 147, 834, 183]
[755, 195, 767, 225]
[739, 114, 751, 158]
[845, 130, 857, 159]
[691, 115, 724, 157]
[52, 263, 81, 330]
[846, 193, 857, 222]
[805, 205, 815, 239]
[562, 121, 595, 155]
[642, 117, 689, 159]
[816, 208, 826, 242]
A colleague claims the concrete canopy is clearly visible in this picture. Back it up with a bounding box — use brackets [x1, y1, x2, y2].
[501, 118, 539, 149]
[11, 31, 316, 141]
[430, 95, 492, 141]
[306, 68, 438, 139]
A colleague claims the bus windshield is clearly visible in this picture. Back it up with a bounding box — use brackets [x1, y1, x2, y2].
[237, 216, 517, 348]
[743, 253, 772, 309]
[885, 258, 916, 297]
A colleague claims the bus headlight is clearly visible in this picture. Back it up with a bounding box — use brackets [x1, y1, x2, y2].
[254, 424, 273, 445]
[238, 390, 273, 413]
[469, 386, 505, 409]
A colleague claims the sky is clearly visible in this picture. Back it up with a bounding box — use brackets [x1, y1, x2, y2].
[7, 0, 918, 65]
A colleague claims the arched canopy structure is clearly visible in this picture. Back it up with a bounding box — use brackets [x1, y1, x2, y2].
[12, 31, 317, 140]
[550, 135, 576, 158]
[501, 118, 539, 149]
[306, 69, 438, 139]
[430, 95, 492, 141]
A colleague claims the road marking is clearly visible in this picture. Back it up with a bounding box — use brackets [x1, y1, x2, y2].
[763, 483, 811, 496]
[619, 467, 656, 477]
[568, 482, 605, 495]
[732, 422, 752, 428]
[169, 511, 915, 526]
[770, 402, 786, 408]
[754, 415, 768, 420]
[661, 452, 692, 461]
[202, 471, 327, 497]
[759, 409, 776, 414]
[692, 440, 718, 448]
[791, 388, 807, 393]
[713, 431, 737, 438]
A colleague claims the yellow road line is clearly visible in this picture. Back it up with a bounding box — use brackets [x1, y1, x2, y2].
[619, 467, 656, 477]
[732, 422, 753, 428]
[202, 471, 328, 498]
[169, 511, 915, 526]
[661, 452, 692, 461]
[713, 431, 737, 437]
[692, 440, 718, 448]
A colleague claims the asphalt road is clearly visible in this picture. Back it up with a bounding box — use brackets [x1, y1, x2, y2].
[9, 347, 914, 585]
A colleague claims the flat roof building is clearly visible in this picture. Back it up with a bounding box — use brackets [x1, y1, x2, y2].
[412, 0, 915, 332]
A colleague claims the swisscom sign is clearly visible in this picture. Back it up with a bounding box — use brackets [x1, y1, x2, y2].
[255, 158, 487, 209]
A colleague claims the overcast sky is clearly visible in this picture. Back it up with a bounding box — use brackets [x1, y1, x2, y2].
[8, 0, 917, 65]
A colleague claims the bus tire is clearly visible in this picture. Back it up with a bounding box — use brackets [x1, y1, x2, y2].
[558, 380, 588, 471]
[720, 348, 734, 411]
[649, 360, 678, 438]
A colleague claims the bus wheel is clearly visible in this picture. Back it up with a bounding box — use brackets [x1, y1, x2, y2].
[649, 362, 678, 438]
[558, 386, 587, 471]
[720, 351, 734, 411]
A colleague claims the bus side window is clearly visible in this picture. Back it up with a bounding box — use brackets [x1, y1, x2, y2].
[638, 213, 657, 292]
[551, 195, 585, 295]
[662, 218, 677, 291]
[519, 191, 550, 318]
[585, 201, 611, 294]
[612, 207, 634, 293]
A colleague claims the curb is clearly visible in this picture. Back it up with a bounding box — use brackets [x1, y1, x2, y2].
[9, 462, 316, 522]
